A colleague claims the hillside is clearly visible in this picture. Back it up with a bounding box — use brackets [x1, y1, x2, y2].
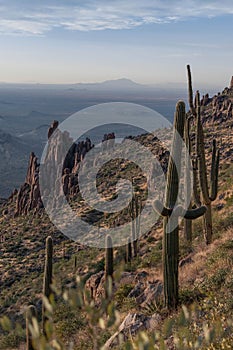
[0, 130, 31, 197]
[0, 78, 233, 349]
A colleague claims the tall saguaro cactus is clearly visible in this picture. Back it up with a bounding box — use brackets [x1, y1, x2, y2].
[162, 101, 185, 309]
[195, 91, 220, 244]
[153, 101, 206, 309]
[186, 65, 220, 245]
[42, 236, 53, 334]
[184, 115, 193, 241]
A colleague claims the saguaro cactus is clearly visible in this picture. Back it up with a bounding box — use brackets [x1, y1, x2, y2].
[184, 115, 193, 241]
[125, 237, 132, 263]
[153, 101, 206, 309]
[42, 236, 53, 334]
[129, 194, 141, 257]
[26, 305, 37, 350]
[105, 235, 113, 278]
[186, 65, 220, 245]
[195, 91, 220, 244]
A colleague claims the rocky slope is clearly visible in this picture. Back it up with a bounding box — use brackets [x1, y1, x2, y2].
[0, 130, 31, 198]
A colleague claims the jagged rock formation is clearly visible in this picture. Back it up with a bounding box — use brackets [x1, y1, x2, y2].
[15, 152, 42, 215]
[48, 120, 59, 139]
[14, 121, 103, 215]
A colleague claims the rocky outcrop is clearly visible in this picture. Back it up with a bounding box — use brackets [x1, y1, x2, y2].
[102, 132, 115, 151]
[14, 121, 96, 215]
[85, 271, 105, 301]
[85, 269, 163, 311]
[230, 76, 233, 89]
[15, 152, 42, 215]
[201, 93, 210, 106]
[47, 120, 59, 139]
[84, 270, 163, 348]
[201, 87, 233, 127]
[103, 312, 162, 349]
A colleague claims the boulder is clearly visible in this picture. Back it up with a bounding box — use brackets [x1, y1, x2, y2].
[103, 312, 161, 349]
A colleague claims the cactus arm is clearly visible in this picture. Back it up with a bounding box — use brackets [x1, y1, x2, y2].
[153, 200, 206, 220]
[152, 199, 172, 217]
[174, 205, 207, 219]
[184, 206, 207, 219]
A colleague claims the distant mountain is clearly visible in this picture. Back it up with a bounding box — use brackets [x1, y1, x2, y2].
[69, 78, 147, 91]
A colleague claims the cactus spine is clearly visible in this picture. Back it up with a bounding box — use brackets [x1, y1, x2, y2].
[105, 235, 113, 278]
[26, 305, 37, 350]
[42, 236, 53, 334]
[153, 101, 206, 309]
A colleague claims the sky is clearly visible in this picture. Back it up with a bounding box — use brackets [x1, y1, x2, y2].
[0, 0, 233, 88]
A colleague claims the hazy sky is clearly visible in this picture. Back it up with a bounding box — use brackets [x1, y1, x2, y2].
[0, 0, 233, 87]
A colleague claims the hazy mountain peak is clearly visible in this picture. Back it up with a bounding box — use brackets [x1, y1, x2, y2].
[74, 78, 144, 90]
[101, 78, 141, 85]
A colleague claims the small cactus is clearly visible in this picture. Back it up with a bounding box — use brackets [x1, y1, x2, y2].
[105, 235, 113, 278]
[26, 305, 37, 350]
[125, 237, 132, 263]
[42, 236, 53, 334]
[74, 255, 77, 272]
[129, 194, 141, 257]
